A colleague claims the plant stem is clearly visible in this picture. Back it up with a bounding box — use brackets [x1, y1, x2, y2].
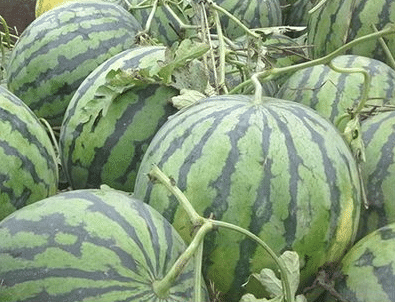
[212, 9, 228, 94]
[150, 165, 295, 302]
[308, 0, 328, 15]
[144, 0, 158, 32]
[152, 220, 214, 298]
[148, 165, 204, 226]
[163, 3, 200, 30]
[371, 23, 395, 70]
[209, 1, 260, 39]
[229, 24, 395, 94]
[194, 234, 204, 302]
[327, 63, 371, 117]
[211, 219, 294, 302]
[251, 73, 262, 105]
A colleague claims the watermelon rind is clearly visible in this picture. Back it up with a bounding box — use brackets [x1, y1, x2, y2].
[0, 86, 58, 221]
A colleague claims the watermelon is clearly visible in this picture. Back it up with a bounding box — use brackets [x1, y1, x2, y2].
[276, 55, 395, 131]
[35, 0, 130, 17]
[6, 0, 142, 126]
[356, 109, 395, 240]
[0, 186, 209, 301]
[0, 86, 58, 221]
[283, 0, 316, 27]
[59, 46, 179, 192]
[307, 0, 395, 66]
[324, 222, 395, 302]
[213, 0, 282, 39]
[133, 94, 362, 301]
[129, 0, 196, 46]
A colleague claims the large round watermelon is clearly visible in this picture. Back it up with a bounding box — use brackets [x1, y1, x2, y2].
[133, 94, 362, 301]
[0, 186, 209, 301]
[0, 86, 58, 221]
[6, 0, 142, 126]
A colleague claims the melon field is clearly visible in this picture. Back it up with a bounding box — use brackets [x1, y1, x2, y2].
[1, 0, 395, 301]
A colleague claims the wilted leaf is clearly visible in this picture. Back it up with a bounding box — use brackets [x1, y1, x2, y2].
[240, 293, 282, 302]
[280, 251, 301, 297]
[251, 268, 282, 297]
[170, 89, 205, 110]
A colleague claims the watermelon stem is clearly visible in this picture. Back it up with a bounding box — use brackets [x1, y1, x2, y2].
[148, 164, 204, 226]
[152, 220, 214, 299]
[143, 0, 159, 33]
[163, 3, 200, 30]
[371, 23, 395, 70]
[212, 8, 228, 94]
[194, 242, 204, 302]
[149, 164, 296, 302]
[251, 73, 263, 105]
[212, 220, 295, 302]
[229, 24, 395, 94]
[208, 1, 260, 39]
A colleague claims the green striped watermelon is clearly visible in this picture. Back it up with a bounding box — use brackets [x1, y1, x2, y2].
[0, 86, 58, 221]
[356, 109, 395, 240]
[6, 0, 142, 126]
[214, 0, 282, 39]
[324, 222, 395, 302]
[283, 0, 316, 26]
[129, 0, 196, 46]
[133, 94, 362, 301]
[307, 0, 395, 66]
[276, 55, 395, 131]
[59, 46, 178, 191]
[0, 186, 209, 301]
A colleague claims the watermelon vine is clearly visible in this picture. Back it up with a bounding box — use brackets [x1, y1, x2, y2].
[147, 164, 303, 302]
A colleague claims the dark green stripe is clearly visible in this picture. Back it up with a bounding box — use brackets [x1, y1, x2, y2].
[0, 140, 48, 187]
[0, 173, 31, 209]
[0, 107, 56, 173]
[293, 104, 342, 240]
[11, 30, 137, 109]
